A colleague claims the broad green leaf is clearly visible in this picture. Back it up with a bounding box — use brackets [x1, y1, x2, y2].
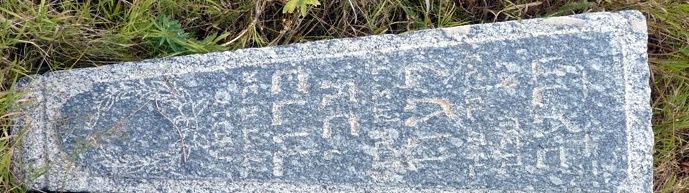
[282, 0, 321, 17]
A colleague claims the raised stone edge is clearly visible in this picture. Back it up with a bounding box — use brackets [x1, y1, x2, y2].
[614, 10, 652, 193]
[11, 76, 48, 190]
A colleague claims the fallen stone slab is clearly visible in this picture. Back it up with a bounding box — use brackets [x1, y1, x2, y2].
[13, 11, 651, 192]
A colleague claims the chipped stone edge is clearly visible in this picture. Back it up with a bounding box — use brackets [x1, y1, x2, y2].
[11, 11, 652, 192]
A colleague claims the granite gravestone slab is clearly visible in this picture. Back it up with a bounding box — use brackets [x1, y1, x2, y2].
[14, 11, 651, 192]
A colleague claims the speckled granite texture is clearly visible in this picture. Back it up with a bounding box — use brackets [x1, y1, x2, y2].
[13, 11, 651, 192]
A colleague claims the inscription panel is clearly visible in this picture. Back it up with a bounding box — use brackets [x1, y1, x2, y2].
[57, 33, 627, 190]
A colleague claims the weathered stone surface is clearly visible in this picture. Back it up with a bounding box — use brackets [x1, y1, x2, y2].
[13, 11, 651, 192]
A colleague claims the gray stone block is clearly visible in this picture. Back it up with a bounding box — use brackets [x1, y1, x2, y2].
[13, 11, 651, 192]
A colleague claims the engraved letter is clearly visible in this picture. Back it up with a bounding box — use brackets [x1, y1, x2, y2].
[272, 131, 312, 176]
[272, 151, 285, 176]
[272, 100, 306, 125]
[536, 147, 568, 169]
[320, 80, 358, 107]
[272, 67, 308, 94]
[322, 113, 359, 139]
[405, 98, 457, 127]
[402, 64, 449, 89]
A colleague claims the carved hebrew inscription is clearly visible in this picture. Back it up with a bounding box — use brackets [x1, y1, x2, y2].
[56, 33, 627, 189]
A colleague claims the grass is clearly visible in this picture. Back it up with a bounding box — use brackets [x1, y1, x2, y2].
[0, 0, 687, 192]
